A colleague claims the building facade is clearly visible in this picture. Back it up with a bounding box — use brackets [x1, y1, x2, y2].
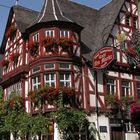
[0, 0, 140, 140]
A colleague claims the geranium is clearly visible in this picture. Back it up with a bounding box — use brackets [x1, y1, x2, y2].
[43, 37, 57, 48]
[59, 38, 76, 47]
[10, 52, 20, 63]
[28, 86, 78, 108]
[1, 59, 9, 68]
[130, 103, 140, 125]
[28, 42, 39, 56]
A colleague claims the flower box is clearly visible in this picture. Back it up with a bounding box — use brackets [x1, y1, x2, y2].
[1, 59, 10, 69]
[28, 42, 39, 57]
[28, 86, 78, 108]
[10, 52, 20, 64]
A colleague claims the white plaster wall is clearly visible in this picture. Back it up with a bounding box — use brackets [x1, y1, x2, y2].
[125, 133, 138, 140]
[90, 94, 96, 106]
[97, 72, 103, 93]
[98, 115, 111, 140]
[88, 114, 111, 140]
[108, 71, 118, 77]
[120, 73, 133, 79]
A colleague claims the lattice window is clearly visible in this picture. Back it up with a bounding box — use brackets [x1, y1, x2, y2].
[44, 73, 56, 87]
[106, 78, 116, 95]
[121, 80, 130, 96]
[32, 76, 41, 90]
[60, 73, 71, 87]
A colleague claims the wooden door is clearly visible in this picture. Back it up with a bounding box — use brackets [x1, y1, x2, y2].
[111, 127, 124, 140]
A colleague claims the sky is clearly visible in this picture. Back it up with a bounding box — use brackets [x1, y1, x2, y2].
[0, 0, 111, 44]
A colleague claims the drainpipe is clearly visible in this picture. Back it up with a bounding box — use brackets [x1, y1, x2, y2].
[137, 0, 140, 29]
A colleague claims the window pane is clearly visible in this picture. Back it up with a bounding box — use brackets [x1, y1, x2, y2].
[44, 64, 54, 70]
[106, 78, 116, 95]
[59, 63, 70, 69]
[137, 82, 140, 99]
[32, 66, 40, 73]
[121, 80, 130, 97]
[59, 73, 71, 87]
[44, 74, 56, 87]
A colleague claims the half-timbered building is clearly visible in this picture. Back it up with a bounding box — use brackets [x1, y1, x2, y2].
[0, 0, 140, 140]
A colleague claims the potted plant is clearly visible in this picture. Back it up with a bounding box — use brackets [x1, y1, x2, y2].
[10, 52, 20, 64]
[28, 42, 39, 57]
[1, 59, 10, 69]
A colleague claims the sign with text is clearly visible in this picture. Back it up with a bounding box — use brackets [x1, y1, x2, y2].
[93, 47, 114, 69]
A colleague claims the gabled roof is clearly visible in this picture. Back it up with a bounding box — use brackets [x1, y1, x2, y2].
[1, 0, 126, 61]
[13, 5, 38, 33]
[0, 6, 38, 53]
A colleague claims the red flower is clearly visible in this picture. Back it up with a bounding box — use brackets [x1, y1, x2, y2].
[10, 52, 20, 62]
[43, 37, 57, 47]
[5, 24, 17, 38]
[58, 38, 76, 47]
[1, 59, 9, 68]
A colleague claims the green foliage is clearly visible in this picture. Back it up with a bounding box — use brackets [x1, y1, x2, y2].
[51, 107, 87, 139]
[105, 94, 119, 106]
[18, 112, 32, 138]
[31, 113, 49, 137]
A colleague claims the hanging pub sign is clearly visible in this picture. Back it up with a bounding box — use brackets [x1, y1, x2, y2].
[93, 47, 114, 70]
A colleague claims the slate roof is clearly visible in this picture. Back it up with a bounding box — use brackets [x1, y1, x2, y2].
[32, 0, 73, 25]
[1, 0, 126, 61]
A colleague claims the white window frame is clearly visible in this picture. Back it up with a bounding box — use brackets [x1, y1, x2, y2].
[32, 66, 40, 74]
[7, 82, 22, 98]
[32, 76, 41, 90]
[60, 30, 70, 38]
[45, 29, 54, 37]
[122, 80, 130, 97]
[60, 73, 71, 87]
[59, 63, 70, 69]
[33, 33, 39, 42]
[106, 78, 116, 95]
[44, 64, 55, 70]
[44, 73, 56, 87]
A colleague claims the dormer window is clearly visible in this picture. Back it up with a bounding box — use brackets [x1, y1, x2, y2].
[60, 30, 70, 38]
[45, 29, 54, 37]
[33, 33, 39, 42]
